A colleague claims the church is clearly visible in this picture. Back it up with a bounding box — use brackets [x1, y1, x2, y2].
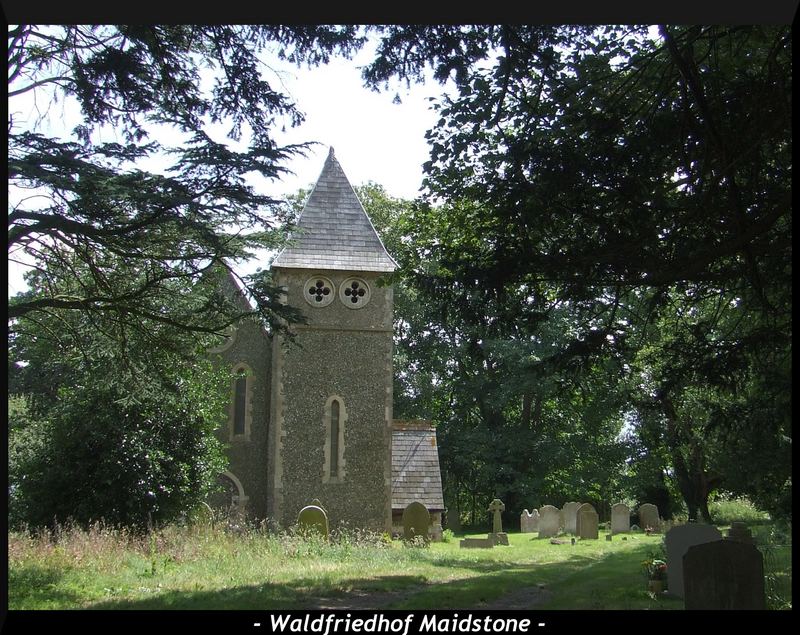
[208, 148, 444, 535]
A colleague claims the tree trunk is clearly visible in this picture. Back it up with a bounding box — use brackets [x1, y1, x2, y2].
[661, 393, 719, 523]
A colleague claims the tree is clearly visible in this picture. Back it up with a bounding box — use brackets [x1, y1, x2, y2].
[362, 25, 792, 519]
[9, 255, 232, 530]
[358, 187, 632, 527]
[8, 25, 363, 343]
[628, 283, 791, 521]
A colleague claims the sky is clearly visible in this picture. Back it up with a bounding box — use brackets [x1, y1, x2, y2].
[7, 41, 444, 296]
[260, 44, 443, 201]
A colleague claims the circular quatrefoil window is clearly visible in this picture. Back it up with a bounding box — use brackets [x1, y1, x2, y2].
[304, 276, 335, 307]
[339, 277, 371, 309]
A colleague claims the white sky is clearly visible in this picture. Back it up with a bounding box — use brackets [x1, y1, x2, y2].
[261, 44, 442, 200]
[7, 41, 444, 296]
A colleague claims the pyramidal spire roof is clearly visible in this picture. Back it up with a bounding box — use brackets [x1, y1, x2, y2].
[272, 148, 397, 272]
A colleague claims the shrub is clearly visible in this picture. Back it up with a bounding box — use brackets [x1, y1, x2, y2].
[709, 495, 770, 525]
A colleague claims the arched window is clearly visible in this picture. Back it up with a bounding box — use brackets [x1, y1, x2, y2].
[323, 396, 346, 483]
[230, 363, 253, 441]
[330, 400, 340, 477]
[233, 373, 247, 436]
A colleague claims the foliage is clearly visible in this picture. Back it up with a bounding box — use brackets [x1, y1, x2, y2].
[7, 25, 370, 532]
[361, 25, 791, 521]
[8, 256, 231, 530]
[8, 25, 362, 343]
[709, 495, 771, 525]
[343, 184, 631, 526]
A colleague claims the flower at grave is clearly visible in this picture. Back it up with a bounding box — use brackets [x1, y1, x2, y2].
[642, 558, 667, 581]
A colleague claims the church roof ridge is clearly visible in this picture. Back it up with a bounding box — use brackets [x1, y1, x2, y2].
[272, 148, 397, 272]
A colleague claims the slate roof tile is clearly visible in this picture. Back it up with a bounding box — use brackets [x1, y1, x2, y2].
[391, 424, 445, 511]
[273, 148, 397, 272]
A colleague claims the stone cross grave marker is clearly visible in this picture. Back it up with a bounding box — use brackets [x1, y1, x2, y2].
[683, 540, 766, 609]
[638, 503, 661, 532]
[538, 505, 560, 538]
[665, 523, 723, 598]
[726, 522, 755, 545]
[297, 504, 329, 540]
[191, 501, 215, 527]
[489, 498, 505, 533]
[575, 503, 597, 537]
[561, 502, 581, 534]
[610, 503, 631, 534]
[402, 501, 431, 543]
[488, 498, 508, 545]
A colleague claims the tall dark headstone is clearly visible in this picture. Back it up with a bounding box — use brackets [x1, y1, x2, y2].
[665, 523, 723, 598]
[683, 540, 766, 609]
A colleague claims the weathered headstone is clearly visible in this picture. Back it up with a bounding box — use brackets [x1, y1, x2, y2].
[402, 501, 431, 543]
[310, 498, 326, 512]
[665, 523, 723, 598]
[460, 537, 494, 549]
[638, 503, 661, 533]
[538, 505, 560, 538]
[575, 503, 597, 537]
[610, 503, 631, 535]
[487, 498, 508, 545]
[520, 508, 539, 533]
[561, 502, 581, 534]
[683, 540, 766, 609]
[726, 522, 755, 545]
[297, 504, 329, 540]
[578, 509, 599, 539]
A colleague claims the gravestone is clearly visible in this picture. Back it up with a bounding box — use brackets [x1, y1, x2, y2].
[191, 501, 215, 527]
[538, 505, 560, 538]
[297, 504, 329, 540]
[638, 503, 661, 533]
[488, 498, 505, 533]
[575, 503, 597, 537]
[487, 498, 508, 545]
[665, 523, 723, 598]
[578, 509, 599, 539]
[310, 498, 326, 512]
[610, 503, 631, 534]
[726, 522, 755, 545]
[561, 502, 581, 534]
[402, 501, 431, 543]
[683, 540, 766, 609]
[460, 537, 494, 549]
[520, 509, 539, 533]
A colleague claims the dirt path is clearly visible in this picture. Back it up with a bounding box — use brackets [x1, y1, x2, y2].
[307, 584, 552, 611]
[479, 585, 553, 610]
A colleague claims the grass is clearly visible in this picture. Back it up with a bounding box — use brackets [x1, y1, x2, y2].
[7, 521, 791, 611]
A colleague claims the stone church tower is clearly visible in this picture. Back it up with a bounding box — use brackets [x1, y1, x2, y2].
[267, 148, 397, 531]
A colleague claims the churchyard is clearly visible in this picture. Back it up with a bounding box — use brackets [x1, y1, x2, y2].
[8, 515, 791, 611]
